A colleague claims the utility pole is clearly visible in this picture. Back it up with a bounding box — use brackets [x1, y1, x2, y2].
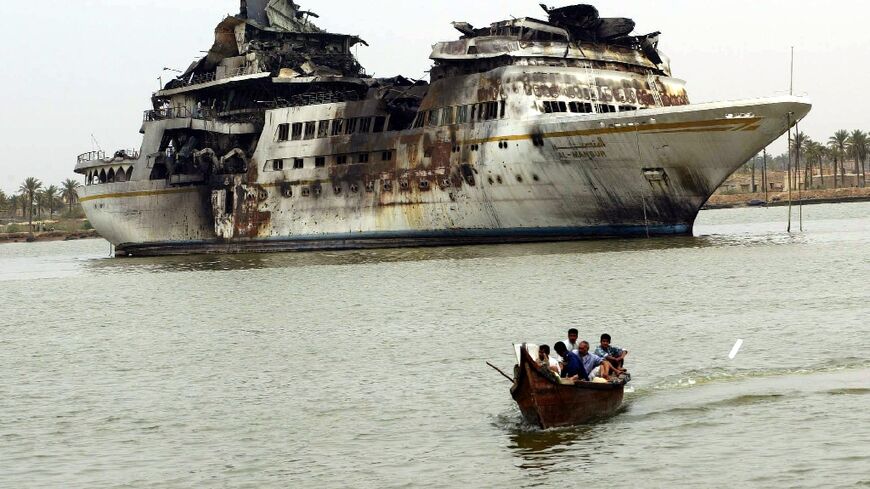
[762, 147, 769, 202]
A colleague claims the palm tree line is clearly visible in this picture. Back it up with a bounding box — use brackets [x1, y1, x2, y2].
[1, 178, 82, 232]
[745, 129, 868, 191]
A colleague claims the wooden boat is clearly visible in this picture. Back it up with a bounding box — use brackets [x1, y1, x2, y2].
[510, 345, 628, 429]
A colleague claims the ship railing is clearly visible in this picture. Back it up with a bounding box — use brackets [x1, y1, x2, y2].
[262, 90, 362, 109]
[144, 106, 192, 122]
[173, 67, 261, 89]
[77, 150, 106, 164]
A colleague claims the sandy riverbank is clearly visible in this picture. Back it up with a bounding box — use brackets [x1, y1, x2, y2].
[705, 187, 870, 209]
[0, 230, 100, 244]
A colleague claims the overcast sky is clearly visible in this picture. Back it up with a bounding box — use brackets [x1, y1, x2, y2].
[1, 0, 868, 193]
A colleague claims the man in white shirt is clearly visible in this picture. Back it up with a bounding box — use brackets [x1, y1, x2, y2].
[537, 344, 561, 375]
[560, 328, 580, 354]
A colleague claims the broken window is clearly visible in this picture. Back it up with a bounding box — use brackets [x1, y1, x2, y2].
[345, 118, 358, 135]
[596, 104, 617, 114]
[382, 151, 393, 161]
[317, 120, 330, 138]
[304, 122, 316, 139]
[315, 156, 326, 168]
[372, 116, 386, 133]
[294, 158, 304, 169]
[427, 109, 440, 127]
[291, 123, 304, 140]
[331, 119, 344, 136]
[277, 123, 290, 141]
[619, 105, 637, 112]
[470, 105, 477, 121]
[413, 114, 425, 129]
[500, 100, 506, 118]
[360, 117, 372, 133]
[457, 106, 469, 124]
[273, 159, 284, 171]
[441, 107, 455, 126]
[569, 102, 594, 113]
[358, 153, 370, 163]
[336, 155, 347, 165]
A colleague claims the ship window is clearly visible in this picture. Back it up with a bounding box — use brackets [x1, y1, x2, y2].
[304, 122, 316, 139]
[358, 153, 370, 163]
[542, 101, 553, 113]
[317, 120, 330, 138]
[225, 188, 234, 213]
[427, 109, 440, 127]
[336, 155, 347, 165]
[345, 118, 358, 135]
[360, 117, 372, 133]
[619, 105, 637, 112]
[277, 123, 290, 141]
[373, 116, 386, 133]
[477, 104, 486, 121]
[569, 102, 593, 113]
[470, 104, 477, 121]
[457, 106, 469, 124]
[291, 123, 304, 140]
[315, 156, 326, 168]
[382, 151, 393, 161]
[441, 107, 454, 126]
[413, 114, 424, 129]
[365, 181, 375, 193]
[331, 119, 344, 136]
[597, 104, 617, 114]
[301, 187, 310, 197]
[293, 158, 304, 169]
[500, 100, 506, 118]
[558, 101, 567, 113]
[126, 167, 134, 180]
[273, 159, 284, 171]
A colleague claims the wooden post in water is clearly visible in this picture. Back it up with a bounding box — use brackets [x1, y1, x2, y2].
[762, 147, 769, 203]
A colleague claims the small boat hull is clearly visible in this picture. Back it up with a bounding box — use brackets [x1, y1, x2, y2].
[510, 347, 625, 429]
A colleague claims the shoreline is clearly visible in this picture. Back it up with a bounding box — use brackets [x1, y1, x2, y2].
[704, 188, 870, 210]
[0, 230, 100, 244]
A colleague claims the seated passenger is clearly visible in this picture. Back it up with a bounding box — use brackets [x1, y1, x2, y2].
[560, 328, 580, 354]
[578, 341, 619, 381]
[537, 344, 561, 375]
[554, 342, 588, 382]
[594, 333, 629, 368]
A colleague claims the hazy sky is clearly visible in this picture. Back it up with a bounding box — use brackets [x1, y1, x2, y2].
[2, 0, 868, 193]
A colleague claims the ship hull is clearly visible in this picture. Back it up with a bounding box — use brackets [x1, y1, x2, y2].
[78, 96, 810, 257]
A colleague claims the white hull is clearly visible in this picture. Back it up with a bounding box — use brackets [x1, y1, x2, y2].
[78, 96, 810, 256]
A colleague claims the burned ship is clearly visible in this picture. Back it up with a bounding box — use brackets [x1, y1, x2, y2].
[75, 1, 811, 256]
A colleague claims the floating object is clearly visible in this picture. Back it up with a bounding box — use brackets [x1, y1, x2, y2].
[729, 339, 744, 360]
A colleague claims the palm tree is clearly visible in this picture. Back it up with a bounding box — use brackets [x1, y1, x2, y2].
[829, 130, 850, 188]
[18, 177, 42, 234]
[61, 178, 82, 215]
[792, 131, 808, 189]
[7, 194, 19, 219]
[43, 185, 59, 219]
[847, 130, 867, 188]
[804, 141, 824, 189]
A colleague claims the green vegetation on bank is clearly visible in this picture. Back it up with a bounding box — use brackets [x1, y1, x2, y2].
[1, 177, 88, 234]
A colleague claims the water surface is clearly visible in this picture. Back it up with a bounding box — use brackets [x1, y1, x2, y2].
[1, 203, 868, 488]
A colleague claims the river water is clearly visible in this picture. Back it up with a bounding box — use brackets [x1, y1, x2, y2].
[1, 203, 868, 488]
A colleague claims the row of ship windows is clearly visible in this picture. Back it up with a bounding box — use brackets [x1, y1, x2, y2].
[277, 116, 389, 142]
[267, 151, 395, 171]
[412, 101, 507, 128]
[540, 100, 641, 114]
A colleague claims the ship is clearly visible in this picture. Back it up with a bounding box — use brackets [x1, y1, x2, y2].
[74, 1, 811, 257]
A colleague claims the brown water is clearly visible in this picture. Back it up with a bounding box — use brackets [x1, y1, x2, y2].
[1, 203, 868, 488]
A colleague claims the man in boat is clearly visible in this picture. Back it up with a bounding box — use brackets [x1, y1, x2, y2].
[537, 344, 561, 375]
[578, 341, 622, 381]
[594, 334, 629, 368]
[559, 328, 580, 354]
[554, 342, 587, 381]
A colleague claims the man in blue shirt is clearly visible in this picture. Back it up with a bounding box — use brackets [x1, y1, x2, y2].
[578, 341, 619, 381]
[594, 333, 628, 369]
[554, 342, 588, 381]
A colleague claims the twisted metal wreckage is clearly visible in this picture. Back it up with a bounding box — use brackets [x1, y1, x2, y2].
[75, 1, 810, 256]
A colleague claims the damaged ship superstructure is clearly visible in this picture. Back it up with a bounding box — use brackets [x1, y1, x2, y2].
[75, 1, 810, 256]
